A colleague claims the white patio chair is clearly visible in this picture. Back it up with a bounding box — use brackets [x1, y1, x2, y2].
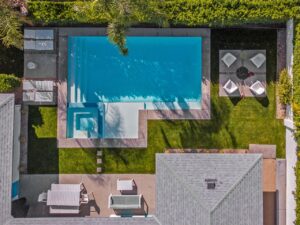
[221, 52, 237, 68]
[80, 192, 93, 204]
[249, 80, 265, 95]
[38, 192, 47, 202]
[250, 53, 266, 68]
[223, 79, 238, 94]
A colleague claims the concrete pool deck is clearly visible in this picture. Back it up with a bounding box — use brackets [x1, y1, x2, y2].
[56, 28, 211, 148]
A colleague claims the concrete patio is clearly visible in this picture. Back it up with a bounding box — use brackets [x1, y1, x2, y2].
[20, 174, 155, 218]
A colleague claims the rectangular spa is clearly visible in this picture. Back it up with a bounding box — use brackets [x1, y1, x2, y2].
[67, 36, 202, 138]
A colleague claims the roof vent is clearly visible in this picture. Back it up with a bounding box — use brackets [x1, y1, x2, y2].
[205, 178, 217, 190]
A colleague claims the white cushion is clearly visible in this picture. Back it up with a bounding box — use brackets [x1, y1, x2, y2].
[250, 80, 265, 95]
[221, 53, 237, 68]
[35, 91, 53, 102]
[250, 53, 266, 68]
[223, 79, 238, 94]
[23, 92, 35, 101]
[23, 80, 35, 91]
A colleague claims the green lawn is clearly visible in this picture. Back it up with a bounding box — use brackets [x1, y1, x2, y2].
[27, 29, 285, 174]
[28, 106, 98, 174]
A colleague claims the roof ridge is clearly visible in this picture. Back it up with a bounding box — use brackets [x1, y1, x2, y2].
[211, 154, 262, 212]
[158, 154, 211, 212]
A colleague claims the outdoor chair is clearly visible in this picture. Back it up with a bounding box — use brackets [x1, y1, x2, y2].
[250, 53, 266, 68]
[223, 79, 238, 94]
[80, 192, 93, 204]
[249, 80, 265, 96]
[38, 192, 47, 202]
[221, 52, 237, 68]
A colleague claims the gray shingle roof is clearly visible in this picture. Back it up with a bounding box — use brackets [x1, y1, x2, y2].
[6, 217, 160, 225]
[156, 153, 263, 225]
[0, 94, 15, 225]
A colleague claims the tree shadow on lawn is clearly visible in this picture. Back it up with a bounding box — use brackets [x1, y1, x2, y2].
[27, 106, 59, 174]
[179, 99, 233, 149]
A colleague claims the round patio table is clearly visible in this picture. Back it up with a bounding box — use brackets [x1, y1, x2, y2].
[236, 66, 249, 80]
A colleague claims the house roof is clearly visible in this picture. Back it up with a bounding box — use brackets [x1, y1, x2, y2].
[156, 153, 263, 225]
[0, 94, 15, 225]
[0, 95, 262, 225]
[6, 217, 160, 225]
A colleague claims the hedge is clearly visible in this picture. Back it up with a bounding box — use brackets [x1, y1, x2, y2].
[0, 74, 20, 93]
[27, 1, 107, 24]
[295, 21, 300, 225]
[278, 69, 292, 105]
[27, 0, 300, 26]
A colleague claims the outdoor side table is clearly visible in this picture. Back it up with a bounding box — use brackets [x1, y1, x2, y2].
[117, 179, 134, 191]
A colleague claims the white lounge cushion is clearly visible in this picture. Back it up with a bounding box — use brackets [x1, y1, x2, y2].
[35, 30, 54, 40]
[23, 80, 35, 91]
[35, 40, 54, 51]
[250, 53, 266, 68]
[35, 91, 53, 102]
[24, 30, 36, 39]
[221, 52, 237, 68]
[23, 92, 35, 101]
[223, 79, 238, 94]
[250, 80, 265, 95]
[24, 40, 36, 50]
[34, 80, 54, 91]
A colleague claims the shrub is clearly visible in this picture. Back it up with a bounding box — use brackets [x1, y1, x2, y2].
[294, 21, 300, 225]
[27, 0, 300, 26]
[278, 69, 292, 105]
[0, 74, 21, 93]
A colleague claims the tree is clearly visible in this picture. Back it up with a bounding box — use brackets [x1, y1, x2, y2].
[90, 0, 168, 55]
[0, 0, 24, 49]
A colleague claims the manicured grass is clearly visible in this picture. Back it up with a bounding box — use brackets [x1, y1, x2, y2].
[28, 106, 98, 174]
[27, 29, 285, 174]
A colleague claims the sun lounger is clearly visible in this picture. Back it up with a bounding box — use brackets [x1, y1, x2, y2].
[23, 80, 54, 91]
[35, 92, 53, 102]
[108, 194, 142, 209]
[23, 92, 35, 102]
[34, 80, 54, 91]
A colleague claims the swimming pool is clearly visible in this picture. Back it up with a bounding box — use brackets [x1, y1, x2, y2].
[67, 36, 202, 138]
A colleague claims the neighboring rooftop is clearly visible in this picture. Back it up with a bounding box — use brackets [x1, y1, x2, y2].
[156, 153, 263, 225]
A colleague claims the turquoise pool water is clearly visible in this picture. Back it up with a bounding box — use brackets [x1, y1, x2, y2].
[67, 36, 202, 138]
[68, 36, 202, 104]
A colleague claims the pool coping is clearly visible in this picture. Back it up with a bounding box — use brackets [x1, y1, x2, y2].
[57, 28, 211, 148]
